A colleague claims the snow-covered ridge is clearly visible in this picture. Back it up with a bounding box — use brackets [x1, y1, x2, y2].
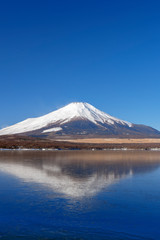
[0, 102, 132, 135]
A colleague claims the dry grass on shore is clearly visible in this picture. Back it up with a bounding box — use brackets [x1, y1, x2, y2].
[64, 138, 160, 144]
[1, 136, 160, 150]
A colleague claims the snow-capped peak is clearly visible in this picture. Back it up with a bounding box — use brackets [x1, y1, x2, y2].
[57, 102, 131, 126]
[0, 102, 132, 135]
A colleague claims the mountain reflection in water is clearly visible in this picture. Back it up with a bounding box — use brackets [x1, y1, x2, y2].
[0, 150, 160, 198]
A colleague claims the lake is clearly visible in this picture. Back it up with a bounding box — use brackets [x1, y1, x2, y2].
[0, 150, 160, 239]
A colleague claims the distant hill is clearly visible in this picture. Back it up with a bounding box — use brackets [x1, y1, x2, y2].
[0, 102, 160, 138]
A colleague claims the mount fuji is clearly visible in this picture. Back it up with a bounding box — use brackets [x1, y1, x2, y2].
[0, 102, 160, 138]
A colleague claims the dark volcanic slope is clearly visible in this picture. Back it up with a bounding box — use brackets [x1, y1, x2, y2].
[25, 118, 160, 139]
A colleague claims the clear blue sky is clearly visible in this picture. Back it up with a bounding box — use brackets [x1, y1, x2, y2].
[1, 0, 160, 130]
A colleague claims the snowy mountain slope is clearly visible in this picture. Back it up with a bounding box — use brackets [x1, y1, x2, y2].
[0, 102, 159, 138]
[0, 102, 131, 135]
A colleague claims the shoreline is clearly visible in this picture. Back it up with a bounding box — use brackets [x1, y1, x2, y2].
[1, 136, 160, 151]
[1, 148, 160, 151]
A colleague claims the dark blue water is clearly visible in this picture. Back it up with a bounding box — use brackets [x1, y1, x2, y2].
[0, 150, 160, 239]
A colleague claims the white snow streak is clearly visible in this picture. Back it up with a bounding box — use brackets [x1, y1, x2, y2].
[42, 127, 62, 133]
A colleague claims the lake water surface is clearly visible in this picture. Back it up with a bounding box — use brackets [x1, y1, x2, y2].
[0, 150, 160, 239]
